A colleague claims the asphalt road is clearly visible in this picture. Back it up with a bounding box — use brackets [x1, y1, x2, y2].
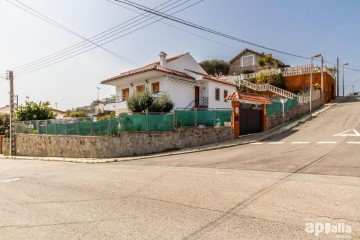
[1, 96, 360, 240]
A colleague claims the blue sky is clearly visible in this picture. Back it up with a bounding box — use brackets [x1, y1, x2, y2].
[0, 0, 359, 110]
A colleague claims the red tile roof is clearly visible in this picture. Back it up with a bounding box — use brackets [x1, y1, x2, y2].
[185, 69, 237, 86]
[225, 91, 273, 104]
[153, 52, 188, 65]
[101, 64, 195, 84]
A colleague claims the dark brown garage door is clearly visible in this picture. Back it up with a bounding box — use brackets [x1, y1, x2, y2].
[240, 108, 262, 135]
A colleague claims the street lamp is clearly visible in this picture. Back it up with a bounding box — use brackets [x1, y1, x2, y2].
[342, 63, 349, 97]
[96, 87, 101, 100]
[310, 54, 321, 116]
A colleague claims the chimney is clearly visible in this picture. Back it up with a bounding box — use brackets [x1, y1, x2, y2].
[159, 51, 167, 67]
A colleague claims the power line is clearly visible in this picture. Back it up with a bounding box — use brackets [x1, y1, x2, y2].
[6, 0, 139, 67]
[6, 0, 203, 76]
[116, 0, 360, 74]
[107, 0, 241, 51]
[14, 0, 203, 77]
[7, 0, 179, 74]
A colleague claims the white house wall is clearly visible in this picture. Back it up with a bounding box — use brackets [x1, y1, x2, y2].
[207, 81, 236, 109]
[165, 54, 207, 74]
[163, 76, 201, 109]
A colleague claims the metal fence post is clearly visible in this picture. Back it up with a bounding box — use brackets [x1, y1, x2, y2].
[55, 120, 57, 135]
[91, 118, 94, 135]
[45, 120, 48, 134]
[213, 109, 216, 126]
[147, 113, 150, 132]
[194, 108, 197, 127]
[37, 120, 40, 134]
[108, 117, 111, 135]
[64, 120, 68, 135]
[77, 119, 80, 135]
[117, 115, 121, 134]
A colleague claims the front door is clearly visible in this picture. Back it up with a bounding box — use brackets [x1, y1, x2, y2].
[194, 86, 200, 106]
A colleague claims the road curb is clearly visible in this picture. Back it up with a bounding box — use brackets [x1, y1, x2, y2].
[0, 100, 341, 164]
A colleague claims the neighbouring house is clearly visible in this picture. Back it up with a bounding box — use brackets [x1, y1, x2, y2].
[228, 64, 336, 103]
[229, 48, 288, 75]
[51, 108, 66, 119]
[0, 105, 10, 115]
[101, 52, 237, 114]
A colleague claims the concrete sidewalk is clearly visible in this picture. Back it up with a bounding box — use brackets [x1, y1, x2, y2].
[0, 99, 342, 164]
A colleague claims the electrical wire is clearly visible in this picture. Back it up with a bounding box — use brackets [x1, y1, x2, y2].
[115, 0, 360, 74]
[7, 0, 181, 74]
[6, 0, 140, 67]
[14, 0, 203, 77]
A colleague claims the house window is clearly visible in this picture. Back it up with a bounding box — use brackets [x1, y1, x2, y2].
[122, 88, 129, 101]
[136, 85, 145, 93]
[215, 88, 220, 101]
[152, 82, 160, 93]
[224, 90, 228, 102]
[241, 55, 254, 68]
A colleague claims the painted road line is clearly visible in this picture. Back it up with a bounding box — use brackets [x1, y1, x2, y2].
[250, 142, 263, 145]
[317, 141, 337, 144]
[348, 142, 360, 144]
[267, 142, 285, 145]
[291, 142, 309, 144]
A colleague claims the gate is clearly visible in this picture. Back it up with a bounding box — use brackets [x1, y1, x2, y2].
[240, 107, 262, 135]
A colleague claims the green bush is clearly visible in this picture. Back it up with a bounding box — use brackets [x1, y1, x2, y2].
[16, 101, 56, 121]
[127, 89, 153, 113]
[149, 94, 174, 113]
[0, 114, 10, 137]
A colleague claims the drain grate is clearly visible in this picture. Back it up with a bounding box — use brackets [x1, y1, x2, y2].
[1, 177, 21, 183]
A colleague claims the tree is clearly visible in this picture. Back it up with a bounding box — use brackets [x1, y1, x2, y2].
[199, 59, 230, 76]
[0, 114, 10, 137]
[328, 67, 337, 74]
[127, 89, 174, 113]
[258, 54, 276, 70]
[148, 93, 174, 112]
[16, 101, 56, 121]
[256, 70, 286, 90]
[127, 89, 154, 113]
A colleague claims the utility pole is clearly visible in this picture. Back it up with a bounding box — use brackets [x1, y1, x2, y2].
[342, 63, 349, 96]
[7, 71, 16, 156]
[321, 57, 324, 102]
[336, 58, 340, 97]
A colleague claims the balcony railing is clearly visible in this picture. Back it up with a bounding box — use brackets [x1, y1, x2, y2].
[237, 64, 336, 80]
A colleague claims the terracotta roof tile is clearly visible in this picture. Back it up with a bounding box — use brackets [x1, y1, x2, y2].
[101, 64, 195, 84]
[225, 91, 273, 104]
[185, 69, 237, 86]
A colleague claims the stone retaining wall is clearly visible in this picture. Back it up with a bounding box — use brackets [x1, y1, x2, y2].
[16, 127, 234, 158]
[266, 99, 323, 130]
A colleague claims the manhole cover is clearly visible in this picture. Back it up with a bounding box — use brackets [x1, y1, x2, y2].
[1, 177, 21, 183]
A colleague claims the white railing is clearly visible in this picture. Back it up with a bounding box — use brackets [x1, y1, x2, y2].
[238, 64, 336, 80]
[238, 79, 321, 105]
[238, 79, 296, 99]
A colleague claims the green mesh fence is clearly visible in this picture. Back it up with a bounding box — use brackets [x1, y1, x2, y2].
[267, 97, 299, 116]
[175, 110, 231, 127]
[214, 110, 232, 126]
[175, 110, 195, 127]
[266, 104, 274, 116]
[15, 110, 231, 135]
[119, 114, 174, 132]
[197, 110, 215, 126]
[148, 114, 174, 131]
